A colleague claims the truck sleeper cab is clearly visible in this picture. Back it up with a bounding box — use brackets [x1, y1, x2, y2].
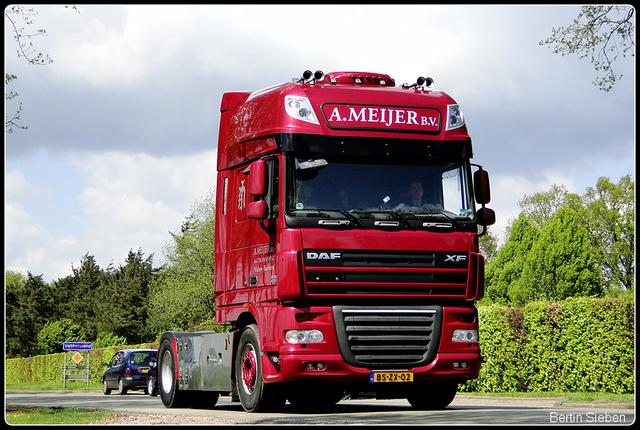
[158, 70, 495, 412]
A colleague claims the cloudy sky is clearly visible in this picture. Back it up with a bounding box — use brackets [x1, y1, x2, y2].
[5, 5, 635, 282]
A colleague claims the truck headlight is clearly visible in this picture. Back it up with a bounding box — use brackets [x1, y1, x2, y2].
[451, 329, 478, 342]
[446, 104, 465, 131]
[285, 329, 324, 344]
[285, 95, 319, 125]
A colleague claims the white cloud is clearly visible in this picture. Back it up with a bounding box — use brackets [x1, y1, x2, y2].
[5, 173, 78, 278]
[5, 150, 218, 281]
[489, 170, 576, 243]
[69, 150, 218, 268]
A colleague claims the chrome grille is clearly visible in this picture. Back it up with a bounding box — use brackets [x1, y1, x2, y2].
[333, 306, 442, 370]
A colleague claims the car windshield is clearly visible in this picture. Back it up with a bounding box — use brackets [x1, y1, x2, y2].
[286, 157, 475, 223]
[130, 352, 156, 365]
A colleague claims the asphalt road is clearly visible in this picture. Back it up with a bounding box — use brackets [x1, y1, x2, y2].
[5, 391, 635, 425]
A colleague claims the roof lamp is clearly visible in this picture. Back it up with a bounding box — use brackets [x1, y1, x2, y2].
[446, 104, 465, 131]
[285, 95, 319, 125]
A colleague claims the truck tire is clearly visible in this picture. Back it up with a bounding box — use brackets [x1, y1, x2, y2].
[235, 324, 285, 412]
[407, 382, 458, 410]
[158, 339, 188, 408]
[287, 387, 344, 410]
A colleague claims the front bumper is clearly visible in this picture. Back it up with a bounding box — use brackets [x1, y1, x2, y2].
[263, 351, 481, 383]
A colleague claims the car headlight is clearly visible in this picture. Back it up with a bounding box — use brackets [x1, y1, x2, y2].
[285, 95, 319, 125]
[446, 104, 465, 131]
[451, 329, 478, 342]
[285, 329, 324, 344]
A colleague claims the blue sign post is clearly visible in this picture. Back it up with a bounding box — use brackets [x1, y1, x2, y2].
[63, 342, 93, 351]
[62, 342, 92, 387]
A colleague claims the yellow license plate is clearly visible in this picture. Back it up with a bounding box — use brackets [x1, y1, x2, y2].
[139, 367, 149, 373]
[370, 372, 414, 383]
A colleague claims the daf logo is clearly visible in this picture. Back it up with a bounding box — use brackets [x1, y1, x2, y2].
[444, 254, 467, 263]
[307, 252, 341, 260]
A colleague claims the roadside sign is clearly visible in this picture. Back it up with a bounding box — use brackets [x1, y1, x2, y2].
[63, 342, 93, 350]
[71, 352, 84, 364]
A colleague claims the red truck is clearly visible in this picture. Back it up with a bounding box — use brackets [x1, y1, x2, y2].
[157, 70, 495, 412]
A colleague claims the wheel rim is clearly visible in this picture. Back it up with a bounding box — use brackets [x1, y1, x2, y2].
[241, 344, 257, 395]
[161, 349, 174, 394]
[103, 380, 108, 392]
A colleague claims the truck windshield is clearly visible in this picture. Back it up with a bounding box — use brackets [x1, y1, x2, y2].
[286, 157, 475, 227]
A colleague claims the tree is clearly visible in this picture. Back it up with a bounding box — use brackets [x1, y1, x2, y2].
[97, 249, 156, 344]
[5, 73, 27, 133]
[94, 332, 128, 348]
[478, 227, 499, 264]
[4, 5, 80, 133]
[67, 253, 105, 340]
[578, 175, 634, 295]
[149, 189, 217, 334]
[515, 207, 603, 306]
[517, 184, 577, 229]
[37, 319, 85, 355]
[484, 213, 539, 305]
[539, 5, 635, 91]
[6, 272, 56, 357]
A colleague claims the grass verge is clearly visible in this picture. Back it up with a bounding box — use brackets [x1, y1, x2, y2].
[6, 380, 103, 392]
[5, 405, 115, 425]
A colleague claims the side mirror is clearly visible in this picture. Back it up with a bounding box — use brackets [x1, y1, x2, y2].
[247, 200, 268, 220]
[476, 207, 496, 227]
[102, 362, 109, 367]
[248, 159, 268, 197]
[473, 168, 491, 205]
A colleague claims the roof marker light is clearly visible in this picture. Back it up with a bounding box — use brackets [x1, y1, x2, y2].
[285, 95, 319, 125]
[446, 104, 465, 131]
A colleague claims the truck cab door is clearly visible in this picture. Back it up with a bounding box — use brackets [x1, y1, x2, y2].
[228, 166, 251, 290]
[247, 157, 278, 288]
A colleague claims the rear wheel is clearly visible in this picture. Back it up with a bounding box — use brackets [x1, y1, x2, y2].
[148, 376, 158, 397]
[407, 382, 458, 410]
[235, 324, 285, 412]
[158, 339, 188, 408]
[117, 378, 127, 395]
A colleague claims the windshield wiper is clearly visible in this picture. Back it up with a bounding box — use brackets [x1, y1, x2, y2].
[352, 210, 415, 231]
[421, 211, 461, 230]
[297, 208, 366, 229]
[338, 209, 366, 229]
[388, 211, 415, 231]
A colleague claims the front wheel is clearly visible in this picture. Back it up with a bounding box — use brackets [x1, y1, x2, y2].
[407, 382, 458, 410]
[235, 324, 285, 412]
[287, 386, 344, 410]
[102, 379, 111, 395]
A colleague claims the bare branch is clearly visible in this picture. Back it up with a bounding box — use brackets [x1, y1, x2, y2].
[539, 5, 635, 91]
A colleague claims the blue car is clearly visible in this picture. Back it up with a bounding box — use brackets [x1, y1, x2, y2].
[102, 349, 157, 395]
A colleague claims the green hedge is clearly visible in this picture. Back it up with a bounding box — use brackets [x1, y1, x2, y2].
[5, 343, 159, 385]
[462, 296, 634, 394]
